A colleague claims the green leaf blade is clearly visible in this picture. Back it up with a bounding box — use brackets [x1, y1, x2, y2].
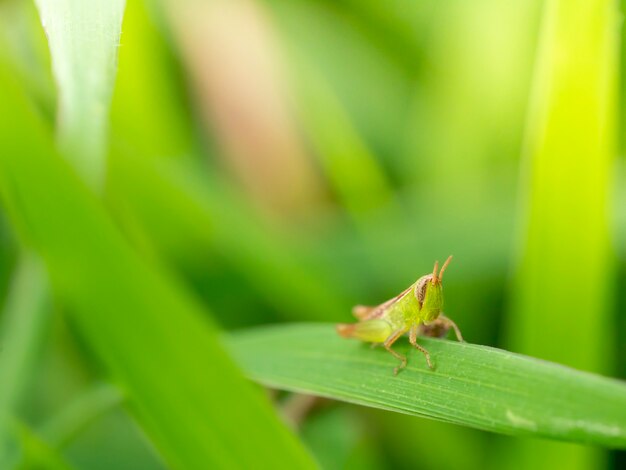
[34, 0, 126, 187]
[0, 58, 315, 470]
[228, 324, 626, 448]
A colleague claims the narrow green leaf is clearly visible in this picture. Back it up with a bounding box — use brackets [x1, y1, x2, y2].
[110, 155, 350, 321]
[0, 59, 315, 469]
[39, 384, 123, 449]
[506, 0, 618, 468]
[110, 0, 193, 161]
[0, 254, 48, 465]
[301, 407, 381, 470]
[13, 422, 75, 470]
[510, 0, 616, 379]
[34, 0, 126, 187]
[228, 324, 626, 448]
[294, 60, 394, 219]
[0, 0, 55, 117]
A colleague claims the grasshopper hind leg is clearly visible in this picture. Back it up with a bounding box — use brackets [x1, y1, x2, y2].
[336, 319, 392, 343]
[336, 321, 410, 375]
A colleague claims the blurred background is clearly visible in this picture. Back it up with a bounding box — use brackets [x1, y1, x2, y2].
[0, 0, 624, 468]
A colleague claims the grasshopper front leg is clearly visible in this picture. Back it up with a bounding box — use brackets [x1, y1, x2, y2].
[409, 324, 433, 369]
[384, 329, 409, 375]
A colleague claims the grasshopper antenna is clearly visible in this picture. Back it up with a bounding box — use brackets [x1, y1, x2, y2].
[432, 260, 439, 280]
[438, 255, 453, 281]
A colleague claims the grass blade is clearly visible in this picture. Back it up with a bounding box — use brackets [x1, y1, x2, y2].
[13, 422, 75, 470]
[505, 0, 619, 468]
[294, 60, 394, 219]
[0, 255, 48, 465]
[110, 0, 193, 161]
[228, 323, 626, 448]
[0, 58, 315, 469]
[34, 0, 125, 187]
[110, 155, 351, 321]
[39, 384, 123, 449]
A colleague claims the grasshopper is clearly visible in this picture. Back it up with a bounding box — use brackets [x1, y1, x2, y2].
[336, 256, 463, 374]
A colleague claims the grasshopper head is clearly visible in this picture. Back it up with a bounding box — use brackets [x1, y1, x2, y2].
[415, 256, 452, 323]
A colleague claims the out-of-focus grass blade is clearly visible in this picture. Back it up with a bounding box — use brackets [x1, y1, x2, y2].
[0, 255, 48, 465]
[111, 150, 518, 329]
[0, 61, 315, 469]
[110, 155, 351, 321]
[293, 61, 395, 220]
[271, 0, 412, 170]
[34, 0, 125, 187]
[301, 407, 382, 470]
[110, 0, 193, 161]
[13, 422, 75, 470]
[39, 384, 123, 449]
[275, 0, 398, 220]
[402, 2, 538, 188]
[367, 408, 485, 470]
[11, 385, 128, 468]
[0, 0, 55, 119]
[228, 324, 626, 448]
[506, 1, 618, 469]
[510, 0, 616, 373]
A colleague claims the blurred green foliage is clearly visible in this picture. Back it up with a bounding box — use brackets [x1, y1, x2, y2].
[0, 0, 624, 468]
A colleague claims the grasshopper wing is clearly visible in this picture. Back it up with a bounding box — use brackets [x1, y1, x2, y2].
[352, 305, 377, 320]
[351, 285, 412, 321]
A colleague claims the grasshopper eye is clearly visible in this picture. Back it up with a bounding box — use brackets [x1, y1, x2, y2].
[414, 277, 429, 305]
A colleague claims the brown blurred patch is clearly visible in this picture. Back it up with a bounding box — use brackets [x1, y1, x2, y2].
[169, 0, 323, 217]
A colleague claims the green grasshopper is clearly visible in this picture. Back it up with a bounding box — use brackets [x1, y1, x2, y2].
[336, 256, 463, 374]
